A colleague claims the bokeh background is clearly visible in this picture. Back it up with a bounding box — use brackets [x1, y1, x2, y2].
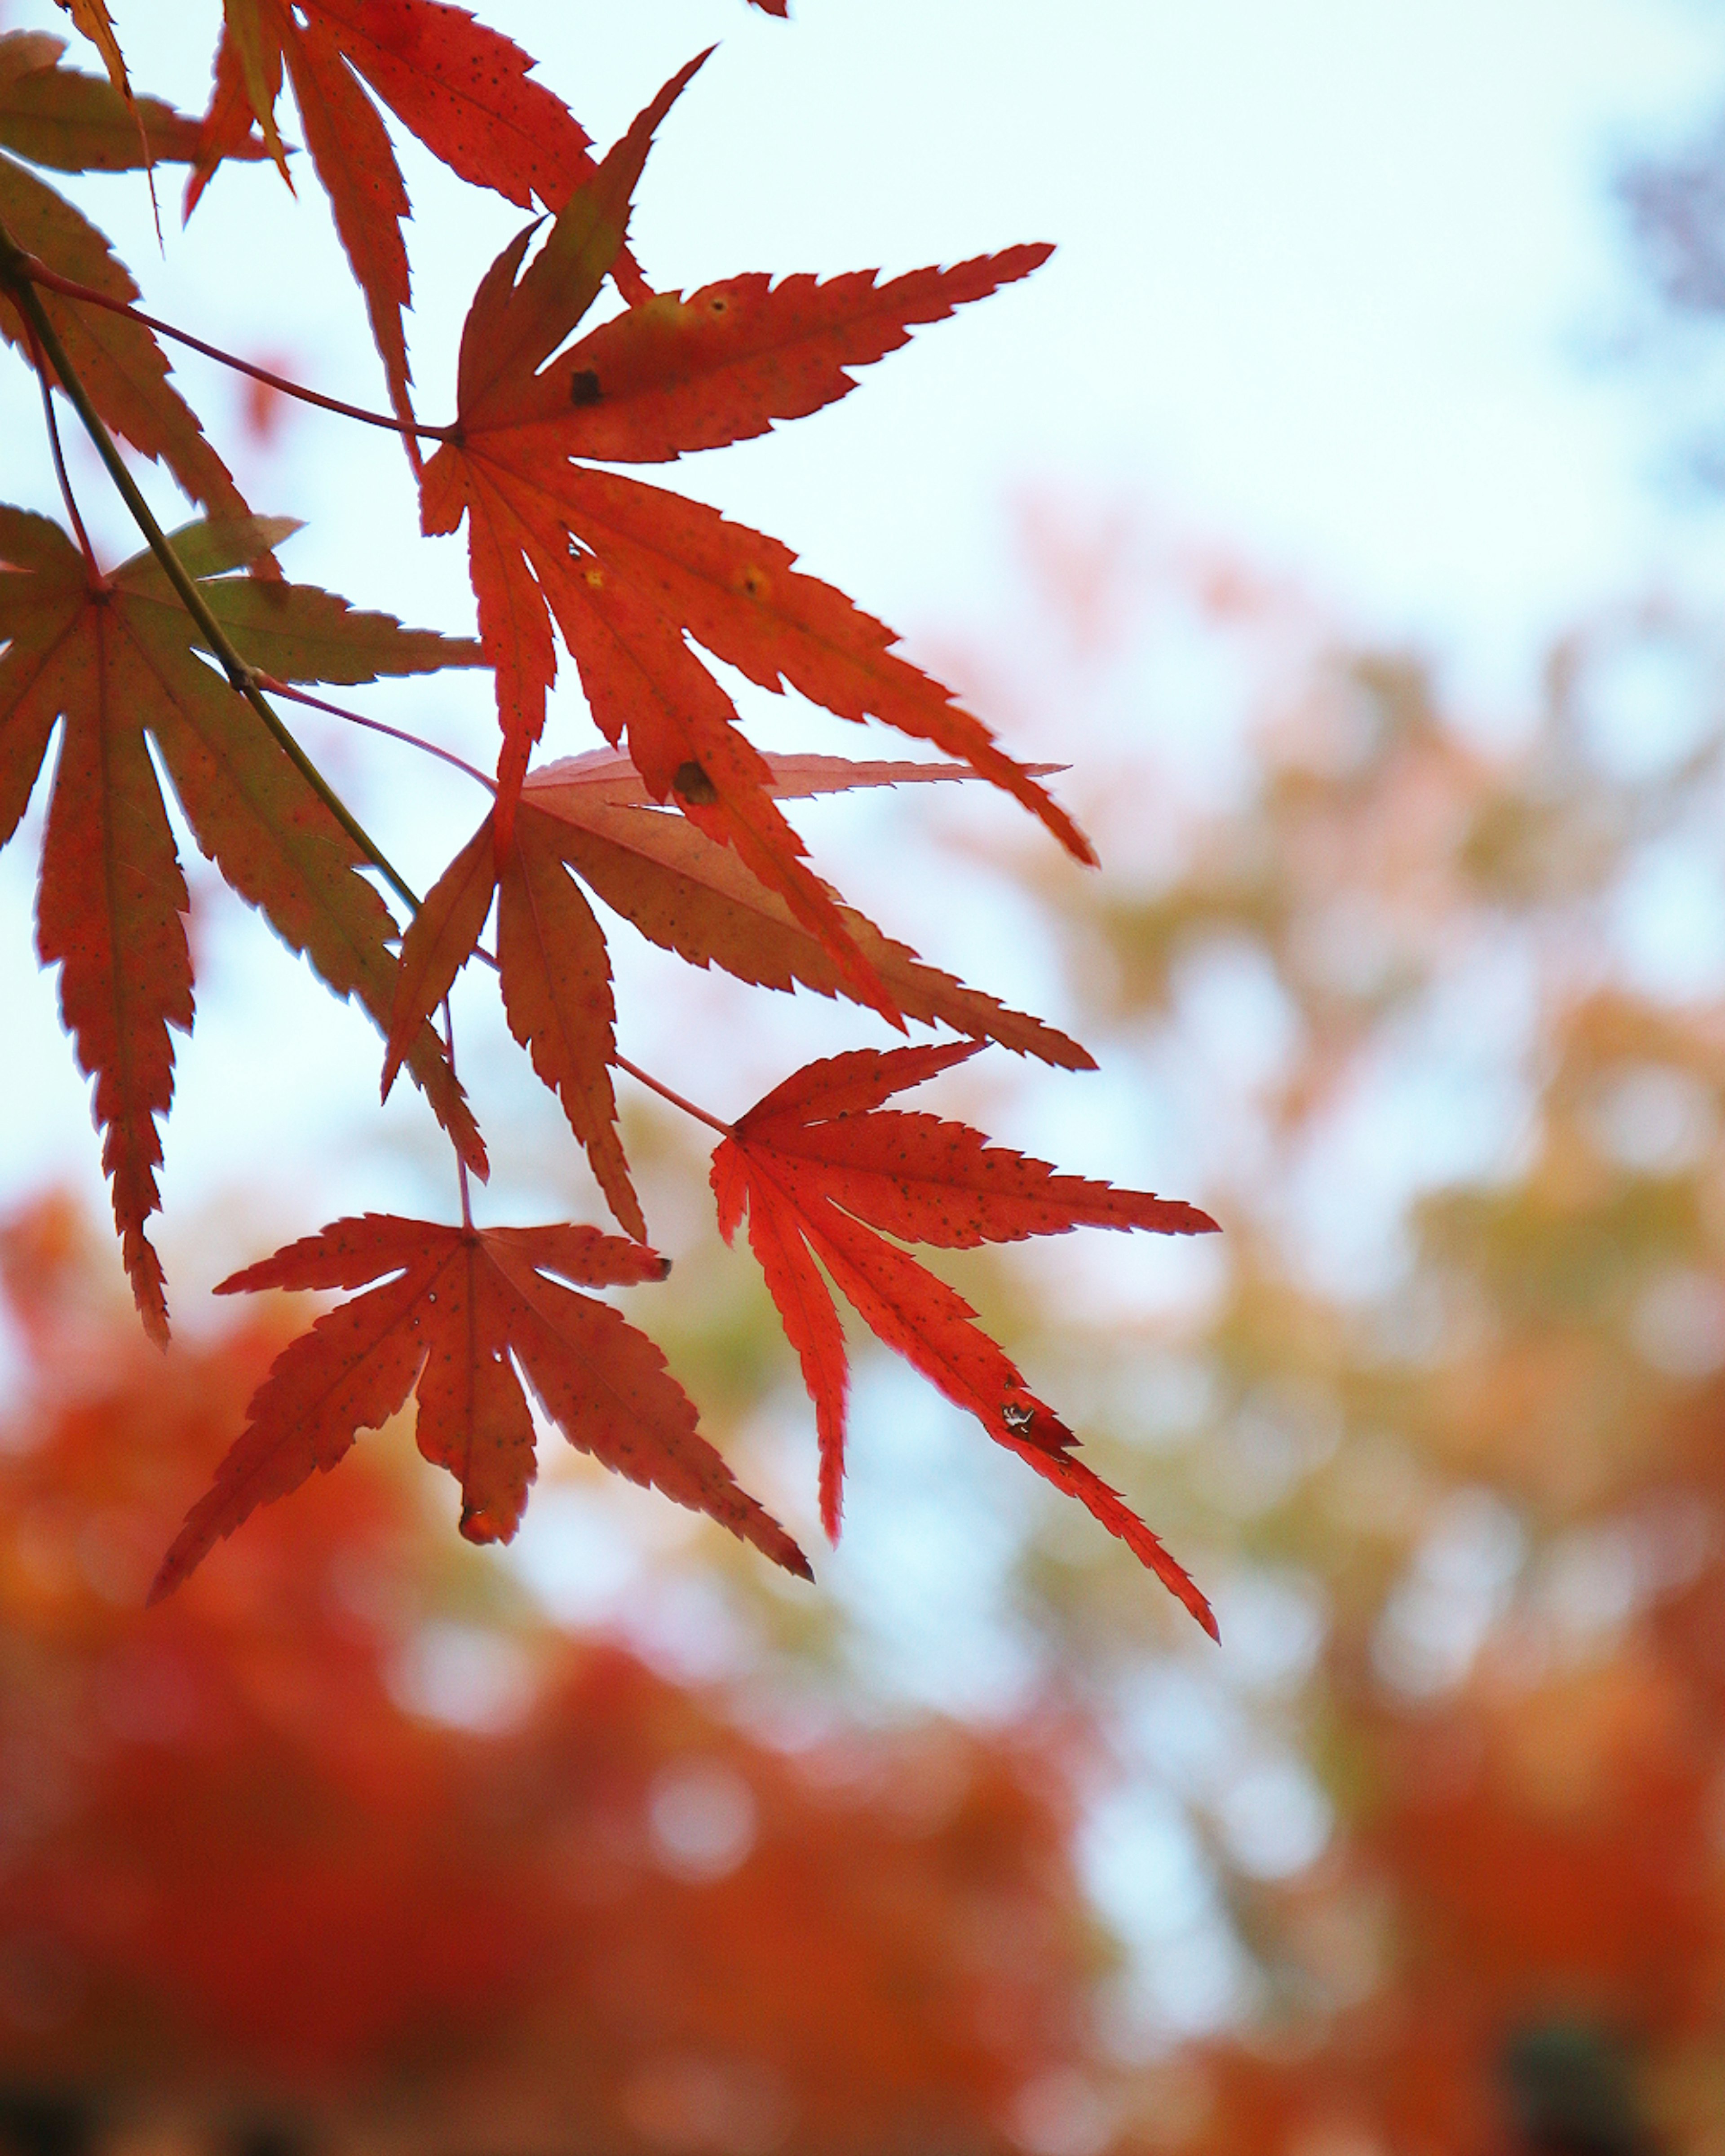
[5, 2, 1725, 2151]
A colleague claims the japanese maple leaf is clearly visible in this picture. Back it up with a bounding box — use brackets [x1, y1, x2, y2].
[419, 57, 1085, 1010]
[149, 1212, 810, 1600]
[0, 30, 261, 522]
[0, 506, 485, 1340]
[186, 0, 616, 441]
[711, 1043, 1220, 1634]
[380, 751, 1095, 1245]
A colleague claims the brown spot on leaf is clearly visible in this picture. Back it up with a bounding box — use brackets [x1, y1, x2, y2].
[569, 369, 602, 406]
[673, 761, 718, 805]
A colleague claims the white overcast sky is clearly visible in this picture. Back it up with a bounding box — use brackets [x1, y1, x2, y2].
[1, 0, 1723, 1290]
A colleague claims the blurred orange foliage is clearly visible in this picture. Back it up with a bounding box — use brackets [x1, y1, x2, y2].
[0, 1197, 1101, 2152]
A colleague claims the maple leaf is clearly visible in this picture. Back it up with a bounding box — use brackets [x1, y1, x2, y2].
[0, 506, 486, 1340]
[710, 1042, 1221, 1634]
[380, 751, 1095, 1245]
[186, 0, 615, 440]
[149, 1211, 811, 1601]
[0, 31, 261, 521]
[419, 57, 1082, 1012]
[0, 29, 210, 168]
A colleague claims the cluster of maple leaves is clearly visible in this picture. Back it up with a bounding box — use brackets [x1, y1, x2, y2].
[0, 0, 1217, 1631]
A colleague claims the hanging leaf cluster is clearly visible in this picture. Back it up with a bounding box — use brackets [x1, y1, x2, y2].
[0, 3, 1218, 1632]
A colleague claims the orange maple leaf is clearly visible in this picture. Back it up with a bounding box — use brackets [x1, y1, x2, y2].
[150, 1212, 811, 1600]
[711, 1042, 1220, 1633]
[380, 752, 1095, 1246]
[418, 56, 1084, 1012]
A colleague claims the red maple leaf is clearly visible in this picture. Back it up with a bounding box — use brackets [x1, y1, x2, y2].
[711, 1043, 1221, 1633]
[0, 506, 486, 1338]
[150, 1211, 810, 1601]
[186, 0, 611, 439]
[418, 56, 1083, 1009]
[380, 751, 1095, 1245]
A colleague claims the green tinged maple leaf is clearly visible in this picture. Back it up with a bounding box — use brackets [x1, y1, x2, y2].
[0, 29, 261, 523]
[150, 1212, 810, 1601]
[712, 1042, 1221, 1634]
[0, 507, 486, 1340]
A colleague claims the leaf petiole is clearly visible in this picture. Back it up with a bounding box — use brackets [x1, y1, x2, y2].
[23, 318, 100, 578]
[258, 677, 497, 793]
[7, 251, 453, 443]
[615, 1054, 735, 1139]
[442, 1001, 474, 1230]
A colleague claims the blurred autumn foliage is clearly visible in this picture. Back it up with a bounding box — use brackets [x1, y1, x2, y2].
[0, 1198, 1102, 2153]
[911, 523, 1725, 2155]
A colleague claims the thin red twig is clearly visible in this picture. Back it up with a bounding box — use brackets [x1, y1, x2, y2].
[258, 677, 496, 792]
[615, 1054, 735, 1139]
[15, 254, 451, 443]
[25, 318, 100, 577]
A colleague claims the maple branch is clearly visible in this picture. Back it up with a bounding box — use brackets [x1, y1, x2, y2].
[25, 318, 100, 578]
[259, 677, 497, 792]
[9, 253, 454, 443]
[0, 219, 425, 920]
[615, 1054, 735, 1139]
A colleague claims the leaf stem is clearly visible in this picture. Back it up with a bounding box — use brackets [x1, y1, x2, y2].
[615, 1054, 735, 1139]
[10, 252, 452, 442]
[0, 216, 424, 919]
[258, 677, 496, 792]
[24, 317, 100, 578]
[443, 1001, 474, 1230]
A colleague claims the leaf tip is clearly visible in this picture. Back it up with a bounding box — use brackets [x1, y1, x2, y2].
[459, 1502, 516, 1545]
[143, 1547, 186, 1607]
[126, 1240, 171, 1348]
